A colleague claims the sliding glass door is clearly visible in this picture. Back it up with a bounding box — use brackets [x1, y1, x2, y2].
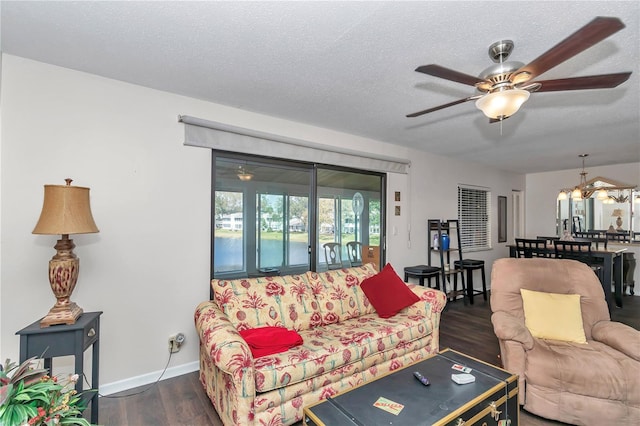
[213, 156, 312, 277]
[316, 167, 384, 271]
[256, 192, 310, 270]
[213, 154, 385, 278]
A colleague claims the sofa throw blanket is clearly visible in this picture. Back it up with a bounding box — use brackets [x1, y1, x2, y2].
[239, 326, 303, 358]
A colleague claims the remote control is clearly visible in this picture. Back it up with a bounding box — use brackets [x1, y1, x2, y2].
[413, 371, 430, 386]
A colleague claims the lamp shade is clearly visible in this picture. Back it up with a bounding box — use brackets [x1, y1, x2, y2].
[571, 188, 583, 200]
[33, 181, 99, 235]
[611, 209, 624, 217]
[475, 89, 530, 119]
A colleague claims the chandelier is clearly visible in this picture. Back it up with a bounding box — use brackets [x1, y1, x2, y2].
[557, 154, 594, 200]
[557, 154, 637, 202]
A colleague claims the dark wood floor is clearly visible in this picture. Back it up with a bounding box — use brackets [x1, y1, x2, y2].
[99, 294, 639, 425]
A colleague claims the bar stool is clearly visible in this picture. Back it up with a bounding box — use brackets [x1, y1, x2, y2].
[453, 259, 487, 304]
[404, 265, 441, 290]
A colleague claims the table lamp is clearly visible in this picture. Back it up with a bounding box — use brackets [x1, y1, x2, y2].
[611, 209, 624, 231]
[32, 179, 99, 327]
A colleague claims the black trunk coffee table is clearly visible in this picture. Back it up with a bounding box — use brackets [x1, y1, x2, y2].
[304, 348, 518, 426]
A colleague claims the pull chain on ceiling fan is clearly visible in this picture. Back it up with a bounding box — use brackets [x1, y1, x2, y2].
[406, 16, 632, 122]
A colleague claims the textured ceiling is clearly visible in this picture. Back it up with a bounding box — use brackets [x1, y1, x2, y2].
[2, 1, 639, 173]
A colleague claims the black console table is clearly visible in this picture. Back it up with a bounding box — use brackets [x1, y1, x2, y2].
[16, 311, 102, 424]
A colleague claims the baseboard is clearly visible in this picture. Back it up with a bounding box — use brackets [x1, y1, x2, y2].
[99, 360, 199, 396]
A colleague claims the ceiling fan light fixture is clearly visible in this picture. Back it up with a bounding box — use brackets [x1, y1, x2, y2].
[237, 166, 254, 181]
[475, 89, 530, 119]
[408, 18, 629, 121]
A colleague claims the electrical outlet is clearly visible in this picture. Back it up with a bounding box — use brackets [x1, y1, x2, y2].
[168, 332, 185, 353]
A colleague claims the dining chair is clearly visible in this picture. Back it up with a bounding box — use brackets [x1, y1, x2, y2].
[345, 241, 363, 267]
[553, 240, 603, 281]
[553, 240, 593, 260]
[323, 242, 343, 270]
[536, 236, 560, 246]
[572, 216, 583, 234]
[575, 236, 607, 250]
[574, 231, 601, 239]
[607, 232, 630, 243]
[515, 238, 550, 258]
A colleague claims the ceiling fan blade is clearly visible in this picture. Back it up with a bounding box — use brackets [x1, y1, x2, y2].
[406, 96, 481, 118]
[512, 17, 625, 83]
[415, 65, 484, 86]
[531, 72, 631, 92]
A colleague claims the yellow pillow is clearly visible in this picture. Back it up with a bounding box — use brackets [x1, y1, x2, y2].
[520, 288, 587, 344]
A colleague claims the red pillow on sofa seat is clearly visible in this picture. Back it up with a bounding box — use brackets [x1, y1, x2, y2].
[360, 263, 420, 318]
[239, 326, 303, 358]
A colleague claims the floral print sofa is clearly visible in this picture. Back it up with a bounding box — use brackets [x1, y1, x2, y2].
[194, 263, 447, 426]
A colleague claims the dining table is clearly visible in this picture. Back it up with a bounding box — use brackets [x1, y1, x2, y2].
[507, 243, 626, 312]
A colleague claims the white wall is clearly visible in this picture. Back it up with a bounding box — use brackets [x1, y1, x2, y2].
[386, 160, 523, 269]
[1, 55, 524, 392]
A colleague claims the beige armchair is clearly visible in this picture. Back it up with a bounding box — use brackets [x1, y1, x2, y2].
[491, 258, 640, 425]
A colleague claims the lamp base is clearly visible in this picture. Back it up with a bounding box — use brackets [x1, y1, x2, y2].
[616, 216, 623, 231]
[40, 302, 83, 327]
[40, 235, 83, 328]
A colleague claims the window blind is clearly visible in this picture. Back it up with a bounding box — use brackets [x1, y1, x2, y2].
[458, 185, 491, 251]
[180, 115, 410, 174]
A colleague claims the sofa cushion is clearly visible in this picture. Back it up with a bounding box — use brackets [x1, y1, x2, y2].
[306, 263, 377, 325]
[252, 309, 434, 393]
[361, 263, 420, 318]
[211, 274, 322, 331]
[520, 288, 587, 344]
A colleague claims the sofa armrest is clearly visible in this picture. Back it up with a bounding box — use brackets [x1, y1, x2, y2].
[491, 311, 534, 350]
[407, 284, 447, 316]
[592, 321, 640, 361]
[194, 301, 255, 378]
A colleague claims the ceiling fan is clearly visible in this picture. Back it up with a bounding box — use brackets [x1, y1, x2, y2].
[406, 16, 632, 121]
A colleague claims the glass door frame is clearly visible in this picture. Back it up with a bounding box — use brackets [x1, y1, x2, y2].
[211, 152, 386, 279]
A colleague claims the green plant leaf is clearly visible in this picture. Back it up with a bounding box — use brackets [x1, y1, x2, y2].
[0, 384, 12, 407]
[59, 416, 92, 426]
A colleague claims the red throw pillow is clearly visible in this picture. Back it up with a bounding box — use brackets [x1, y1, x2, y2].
[239, 326, 303, 358]
[360, 263, 420, 318]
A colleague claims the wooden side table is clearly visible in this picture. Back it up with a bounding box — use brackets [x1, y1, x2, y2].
[16, 311, 102, 424]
